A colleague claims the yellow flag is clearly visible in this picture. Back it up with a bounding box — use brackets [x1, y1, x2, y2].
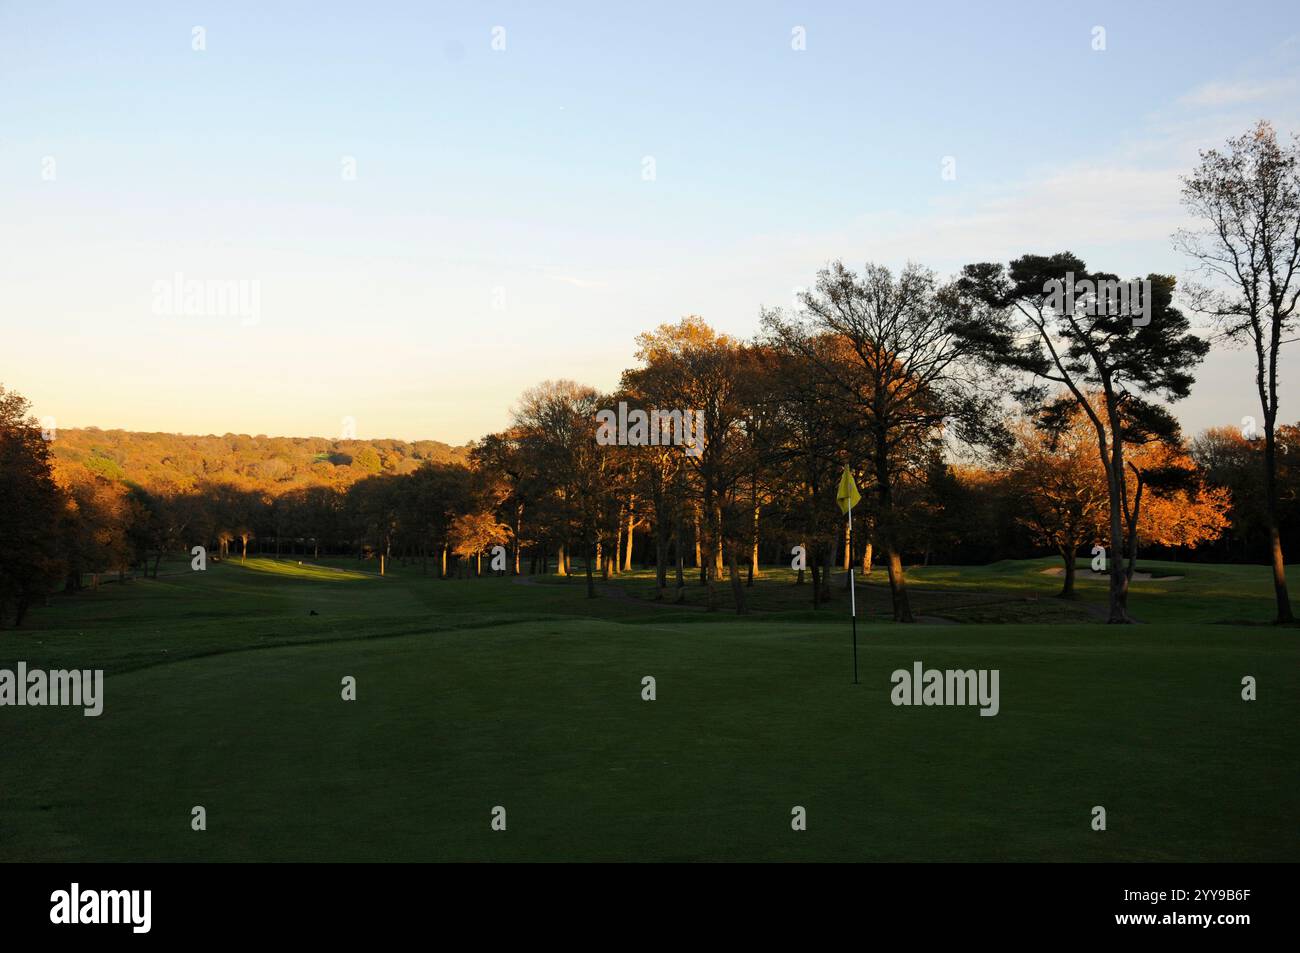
[836, 465, 860, 515]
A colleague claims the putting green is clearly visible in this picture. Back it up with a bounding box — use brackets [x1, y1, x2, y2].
[1, 558, 1294, 861]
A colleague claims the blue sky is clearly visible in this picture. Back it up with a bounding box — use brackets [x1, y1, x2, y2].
[2, 1, 1299, 443]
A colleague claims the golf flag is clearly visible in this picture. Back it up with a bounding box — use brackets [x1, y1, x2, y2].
[836, 465, 860, 515]
[837, 464, 862, 685]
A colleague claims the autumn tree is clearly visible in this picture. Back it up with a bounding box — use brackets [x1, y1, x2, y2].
[510, 380, 609, 597]
[402, 463, 473, 577]
[1124, 437, 1231, 574]
[472, 429, 535, 576]
[1006, 411, 1109, 598]
[56, 461, 134, 588]
[448, 511, 511, 577]
[348, 475, 403, 561]
[0, 385, 65, 626]
[622, 330, 704, 601]
[626, 318, 758, 613]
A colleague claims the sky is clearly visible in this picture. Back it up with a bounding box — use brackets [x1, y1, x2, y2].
[2, 0, 1299, 445]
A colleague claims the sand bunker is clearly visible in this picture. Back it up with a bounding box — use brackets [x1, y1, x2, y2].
[1039, 567, 1183, 581]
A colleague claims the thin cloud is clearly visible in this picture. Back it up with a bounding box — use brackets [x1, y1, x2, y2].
[545, 272, 606, 290]
[1180, 78, 1297, 107]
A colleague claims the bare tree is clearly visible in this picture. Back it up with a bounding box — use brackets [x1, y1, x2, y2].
[767, 261, 1006, 622]
[1176, 120, 1300, 623]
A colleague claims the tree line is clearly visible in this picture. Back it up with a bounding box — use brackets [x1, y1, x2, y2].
[1, 121, 1296, 626]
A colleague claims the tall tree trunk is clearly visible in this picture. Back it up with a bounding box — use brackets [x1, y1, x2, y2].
[654, 507, 669, 599]
[557, 542, 567, 577]
[874, 445, 913, 622]
[884, 547, 911, 621]
[514, 502, 523, 576]
[694, 507, 703, 578]
[1264, 421, 1295, 621]
[674, 512, 687, 602]
[862, 539, 873, 575]
[613, 518, 623, 577]
[712, 502, 725, 580]
[1125, 477, 1145, 583]
[624, 498, 635, 571]
[821, 540, 835, 602]
[1103, 411, 1132, 623]
[1059, 545, 1077, 599]
[728, 540, 747, 614]
[702, 495, 718, 610]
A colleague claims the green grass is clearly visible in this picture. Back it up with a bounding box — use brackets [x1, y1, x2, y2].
[1, 556, 1295, 861]
[909, 557, 1286, 625]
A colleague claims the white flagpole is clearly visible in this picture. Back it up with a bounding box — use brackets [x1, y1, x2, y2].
[849, 501, 858, 684]
[848, 505, 855, 616]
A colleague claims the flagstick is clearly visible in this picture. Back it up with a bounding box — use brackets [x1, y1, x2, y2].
[849, 505, 858, 685]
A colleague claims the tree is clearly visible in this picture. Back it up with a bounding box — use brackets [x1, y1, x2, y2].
[510, 380, 608, 597]
[768, 261, 1008, 622]
[348, 475, 402, 561]
[448, 511, 511, 577]
[350, 446, 383, 474]
[402, 463, 473, 577]
[1176, 121, 1300, 622]
[1006, 410, 1109, 598]
[628, 318, 757, 613]
[1125, 437, 1230, 570]
[617, 364, 692, 601]
[1192, 424, 1300, 564]
[957, 260, 1208, 622]
[761, 332, 859, 608]
[472, 430, 538, 576]
[56, 461, 133, 588]
[0, 385, 66, 626]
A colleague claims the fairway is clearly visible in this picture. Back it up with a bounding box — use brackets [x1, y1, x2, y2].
[2, 558, 1295, 862]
